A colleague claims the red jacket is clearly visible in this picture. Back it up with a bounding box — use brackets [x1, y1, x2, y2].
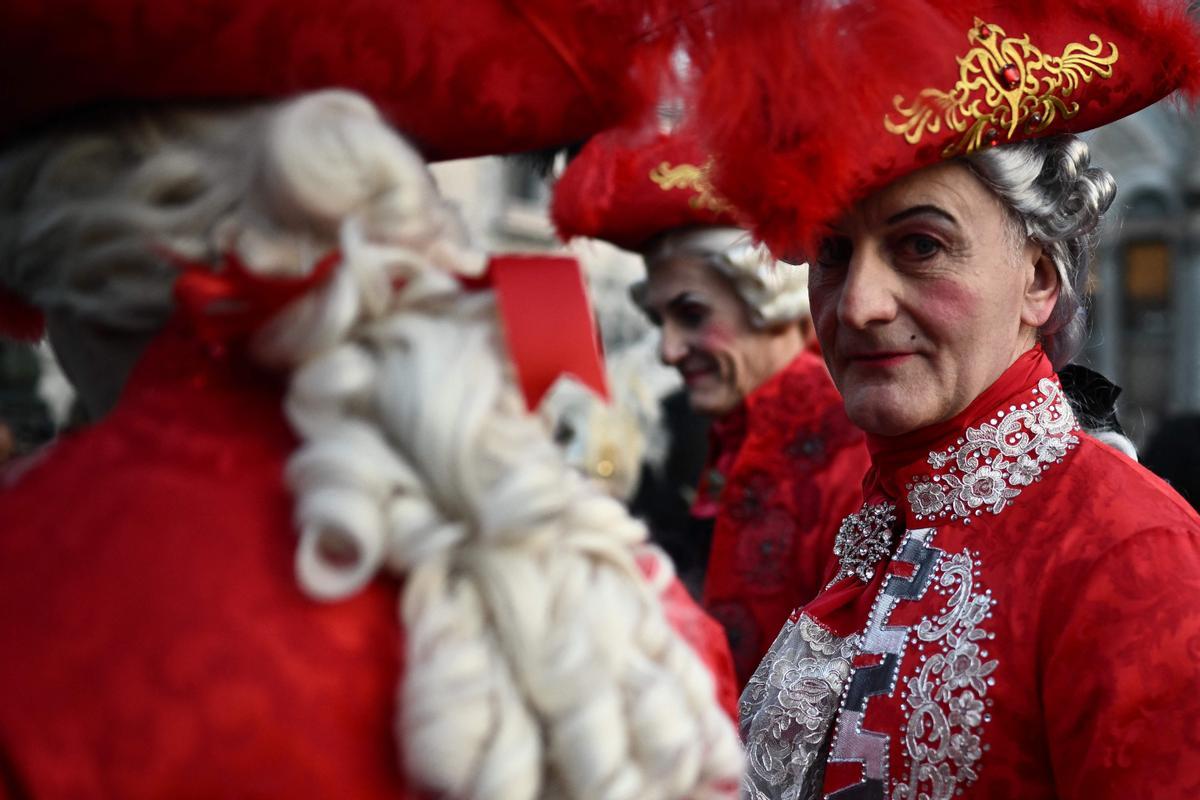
[0, 323, 738, 798]
[697, 349, 870, 685]
[740, 347, 1200, 799]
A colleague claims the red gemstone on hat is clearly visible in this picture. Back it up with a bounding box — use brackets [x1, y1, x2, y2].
[985, 128, 1000, 147]
[979, 25, 991, 39]
[1001, 64, 1020, 89]
[1030, 112, 1044, 126]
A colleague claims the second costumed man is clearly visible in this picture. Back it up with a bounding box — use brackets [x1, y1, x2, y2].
[554, 127, 871, 685]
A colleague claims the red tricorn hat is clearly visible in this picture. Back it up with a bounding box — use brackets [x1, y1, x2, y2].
[552, 127, 741, 252]
[687, 0, 1200, 257]
[0, 0, 693, 161]
[0, 0, 708, 340]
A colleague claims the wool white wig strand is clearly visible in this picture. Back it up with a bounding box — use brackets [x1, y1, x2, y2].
[0, 90, 743, 800]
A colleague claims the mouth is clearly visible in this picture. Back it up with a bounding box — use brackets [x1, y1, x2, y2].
[679, 361, 717, 385]
[844, 351, 914, 369]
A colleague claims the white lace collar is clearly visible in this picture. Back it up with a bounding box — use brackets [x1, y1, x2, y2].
[904, 376, 1079, 525]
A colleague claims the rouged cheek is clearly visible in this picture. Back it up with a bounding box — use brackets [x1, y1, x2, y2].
[912, 276, 979, 331]
[699, 322, 737, 353]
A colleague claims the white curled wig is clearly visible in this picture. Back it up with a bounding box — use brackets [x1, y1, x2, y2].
[964, 134, 1116, 369]
[0, 90, 743, 799]
[964, 134, 1135, 457]
[636, 227, 810, 328]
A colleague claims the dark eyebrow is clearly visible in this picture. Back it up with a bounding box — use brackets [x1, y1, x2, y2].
[885, 204, 959, 227]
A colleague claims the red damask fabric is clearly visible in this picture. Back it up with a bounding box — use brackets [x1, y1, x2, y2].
[698, 349, 870, 686]
[0, 322, 738, 798]
[742, 347, 1200, 800]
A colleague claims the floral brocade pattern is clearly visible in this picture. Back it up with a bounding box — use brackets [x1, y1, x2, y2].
[741, 616, 858, 800]
[906, 377, 1078, 523]
[701, 351, 870, 687]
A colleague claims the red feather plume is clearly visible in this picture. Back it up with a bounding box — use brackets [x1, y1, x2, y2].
[685, 0, 1200, 258]
[0, 0, 712, 161]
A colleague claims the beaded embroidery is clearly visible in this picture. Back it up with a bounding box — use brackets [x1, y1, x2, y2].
[892, 549, 998, 800]
[906, 377, 1079, 523]
[827, 502, 899, 588]
[827, 529, 943, 798]
[746, 374, 1074, 799]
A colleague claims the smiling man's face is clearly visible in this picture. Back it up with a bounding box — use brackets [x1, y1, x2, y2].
[640, 254, 792, 416]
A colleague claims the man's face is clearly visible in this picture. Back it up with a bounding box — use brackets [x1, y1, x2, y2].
[641, 255, 790, 416]
[808, 161, 1056, 436]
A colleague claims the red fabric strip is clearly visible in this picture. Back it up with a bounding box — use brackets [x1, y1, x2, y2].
[486, 254, 609, 410]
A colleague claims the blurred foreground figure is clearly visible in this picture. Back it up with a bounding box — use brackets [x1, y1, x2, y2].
[554, 128, 870, 685]
[0, 2, 744, 796]
[540, 271, 715, 597]
[690, 0, 1200, 797]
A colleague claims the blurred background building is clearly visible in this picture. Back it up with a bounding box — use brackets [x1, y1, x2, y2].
[1086, 102, 1200, 446]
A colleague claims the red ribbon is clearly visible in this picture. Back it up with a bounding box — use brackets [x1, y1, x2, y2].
[464, 254, 609, 410]
[170, 248, 608, 410]
[171, 250, 340, 351]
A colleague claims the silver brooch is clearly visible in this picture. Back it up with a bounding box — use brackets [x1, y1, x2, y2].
[826, 502, 899, 588]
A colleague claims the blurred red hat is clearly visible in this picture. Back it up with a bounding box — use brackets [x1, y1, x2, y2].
[552, 127, 741, 252]
[687, 0, 1200, 256]
[0, 0, 695, 161]
[0, 0, 713, 340]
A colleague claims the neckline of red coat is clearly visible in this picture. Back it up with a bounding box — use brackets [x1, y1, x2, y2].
[805, 345, 1080, 637]
[862, 345, 1054, 509]
[692, 348, 830, 518]
[104, 317, 296, 462]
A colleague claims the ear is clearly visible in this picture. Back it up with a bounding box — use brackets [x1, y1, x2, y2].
[1020, 244, 1059, 328]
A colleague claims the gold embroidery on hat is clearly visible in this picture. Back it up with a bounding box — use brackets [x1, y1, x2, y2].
[649, 159, 736, 215]
[884, 18, 1119, 157]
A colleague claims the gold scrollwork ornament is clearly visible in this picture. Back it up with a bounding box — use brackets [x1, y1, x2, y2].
[648, 159, 736, 215]
[884, 17, 1119, 157]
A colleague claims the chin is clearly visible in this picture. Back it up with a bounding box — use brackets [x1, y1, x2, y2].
[843, 388, 928, 437]
[687, 388, 736, 417]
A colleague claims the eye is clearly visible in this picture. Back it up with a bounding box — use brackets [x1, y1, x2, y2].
[896, 233, 944, 260]
[675, 301, 709, 329]
[815, 236, 852, 268]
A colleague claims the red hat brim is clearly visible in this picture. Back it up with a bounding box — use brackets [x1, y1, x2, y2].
[552, 128, 741, 251]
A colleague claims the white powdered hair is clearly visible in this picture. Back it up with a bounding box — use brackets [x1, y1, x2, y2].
[0, 90, 743, 799]
[639, 227, 810, 328]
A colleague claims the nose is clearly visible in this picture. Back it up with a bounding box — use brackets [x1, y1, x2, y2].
[659, 322, 688, 366]
[838, 244, 900, 330]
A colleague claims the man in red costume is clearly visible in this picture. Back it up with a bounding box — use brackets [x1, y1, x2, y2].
[690, 0, 1200, 797]
[0, 2, 745, 797]
[553, 128, 871, 686]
